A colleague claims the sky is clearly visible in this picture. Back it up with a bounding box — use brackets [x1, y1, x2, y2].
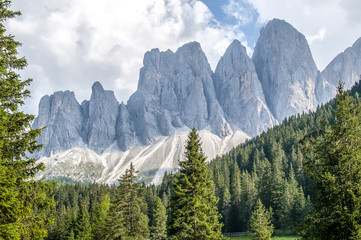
[7, 0, 361, 114]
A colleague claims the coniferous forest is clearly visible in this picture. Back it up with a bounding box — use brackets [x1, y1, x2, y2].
[2, 0, 361, 239]
[40, 80, 361, 240]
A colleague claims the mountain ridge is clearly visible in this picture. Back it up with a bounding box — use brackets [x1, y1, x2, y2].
[33, 18, 361, 184]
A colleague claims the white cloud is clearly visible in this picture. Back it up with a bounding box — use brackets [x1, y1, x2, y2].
[247, 0, 361, 70]
[8, 0, 247, 114]
[7, 0, 361, 115]
[223, 0, 255, 25]
[306, 28, 326, 45]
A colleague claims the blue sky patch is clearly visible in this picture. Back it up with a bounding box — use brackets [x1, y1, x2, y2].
[200, 0, 264, 48]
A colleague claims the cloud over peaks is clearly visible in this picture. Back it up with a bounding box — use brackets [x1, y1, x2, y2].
[9, 0, 247, 114]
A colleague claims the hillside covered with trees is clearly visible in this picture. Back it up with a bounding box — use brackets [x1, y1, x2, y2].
[42, 80, 361, 239]
[2, 0, 361, 238]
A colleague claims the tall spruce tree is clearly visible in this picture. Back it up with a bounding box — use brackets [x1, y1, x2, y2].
[91, 194, 110, 240]
[221, 187, 231, 233]
[150, 197, 167, 240]
[73, 202, 91, 240]
[104, 163, 149, 239]
[230, 161, 242, 232]
[0, 0, 55, 239]
[168, 128, 224, 240]
[300, 83, 361, 240]
[249, 199, 274, 240]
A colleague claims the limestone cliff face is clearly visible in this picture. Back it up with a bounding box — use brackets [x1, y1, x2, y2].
[33, 91, 85, 157]
[82, 82, 119, 153]
[32, 19, 361, 183]
[317, 37, 361, 103]
[213, 40, 277, 136]
[125, 41, 231, 148]
[252, 19, 319, 122]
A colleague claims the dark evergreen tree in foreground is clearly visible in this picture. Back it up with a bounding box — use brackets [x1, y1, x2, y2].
[105, 163, 149, 239]
[300, 83, 361, 240]
[168, 128, 224, 240]
[249, 199, 274, 240]
[0, 0, 55, 239]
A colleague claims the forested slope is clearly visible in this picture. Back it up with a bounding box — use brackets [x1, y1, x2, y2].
[208, 80, 361, 233]
[45, 80, 361, 238]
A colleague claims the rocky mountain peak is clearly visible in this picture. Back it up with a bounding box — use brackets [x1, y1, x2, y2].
[32, 19, 361, 184]
[214, 39, 276, 136]
[317, 37, 361, 103]
[92, 81, 104, 93]
[176, 41, 202, 55]
[175, 41, 211, 74]
[33, 90, 85, 157]
[82, 82, 119, 153]
[252, 18, 319, 122]
[352, 37, 361, 49]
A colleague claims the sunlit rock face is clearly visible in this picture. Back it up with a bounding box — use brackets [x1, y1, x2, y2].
[252, 19, 319, 122]
[33, 90, 85, 157]
[214, 39, 277, 136]
[32, 19, 361, 184]
[316, 37, 361, 103]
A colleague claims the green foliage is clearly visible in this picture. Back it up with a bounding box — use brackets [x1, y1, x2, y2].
[168, 128, 224, 240]
[45, 183, 114, 240]
[208, 81, 361, 233]
[299, 83, 361, 240]
[91, 193, 110, 239]
[221, 187, 231, 233]
[150, 197, 167, 240]
[105, 163, 149, 239]
[0, 0, 55, 239]
[249, 199, 274, 240]
[230, 162, 242, 231]
[73, 202, 91, 240]
[45, 80, 361, 238]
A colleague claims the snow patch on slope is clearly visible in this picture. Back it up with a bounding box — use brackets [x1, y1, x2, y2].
[37, 129, 249, 185]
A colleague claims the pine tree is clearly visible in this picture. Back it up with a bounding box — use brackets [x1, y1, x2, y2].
[91, 194, 110, 240]
[230, 161, 242, 232]
[240, 171, 257, 231]
[300, 83, 361, 239]
[68, 230, 75, 240]
[220, 187, 231, 233]
[47, 205, 70, 240]
[105, 163, 149, 239]
[257, 159, 272, 208]
[146, 184, 157, 225]
[270, 151, 286, 227]
[168, 128, 224, 240]
[150, 197, 167, 240]
[249, 199, 274, 240]
[73, 202, 91, 240]
[102, 199, 125, 240]
[0, 1, 55, 239]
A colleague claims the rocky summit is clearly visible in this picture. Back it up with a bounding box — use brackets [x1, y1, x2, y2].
[252, 19, 319, 122]
[33, 19, 361, 184]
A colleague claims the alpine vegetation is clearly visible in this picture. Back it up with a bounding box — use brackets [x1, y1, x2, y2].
[0, 0, 55, 239]
[168, 128, 224, 240]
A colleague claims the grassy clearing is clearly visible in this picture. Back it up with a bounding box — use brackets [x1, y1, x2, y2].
[227, 236, 299, 240]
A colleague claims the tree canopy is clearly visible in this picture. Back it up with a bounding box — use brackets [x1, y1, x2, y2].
[168, 128, 224, 240]
[300, 83, 361, 240]
[249, 199, 274, 240]
[0, 0, 55, 239]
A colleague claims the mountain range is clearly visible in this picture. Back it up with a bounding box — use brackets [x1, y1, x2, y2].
[33, 19, 361, 184]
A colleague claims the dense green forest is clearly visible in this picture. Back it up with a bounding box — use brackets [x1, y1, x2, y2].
[2, 0, 361, 238]
[43, 80, 361, 239]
